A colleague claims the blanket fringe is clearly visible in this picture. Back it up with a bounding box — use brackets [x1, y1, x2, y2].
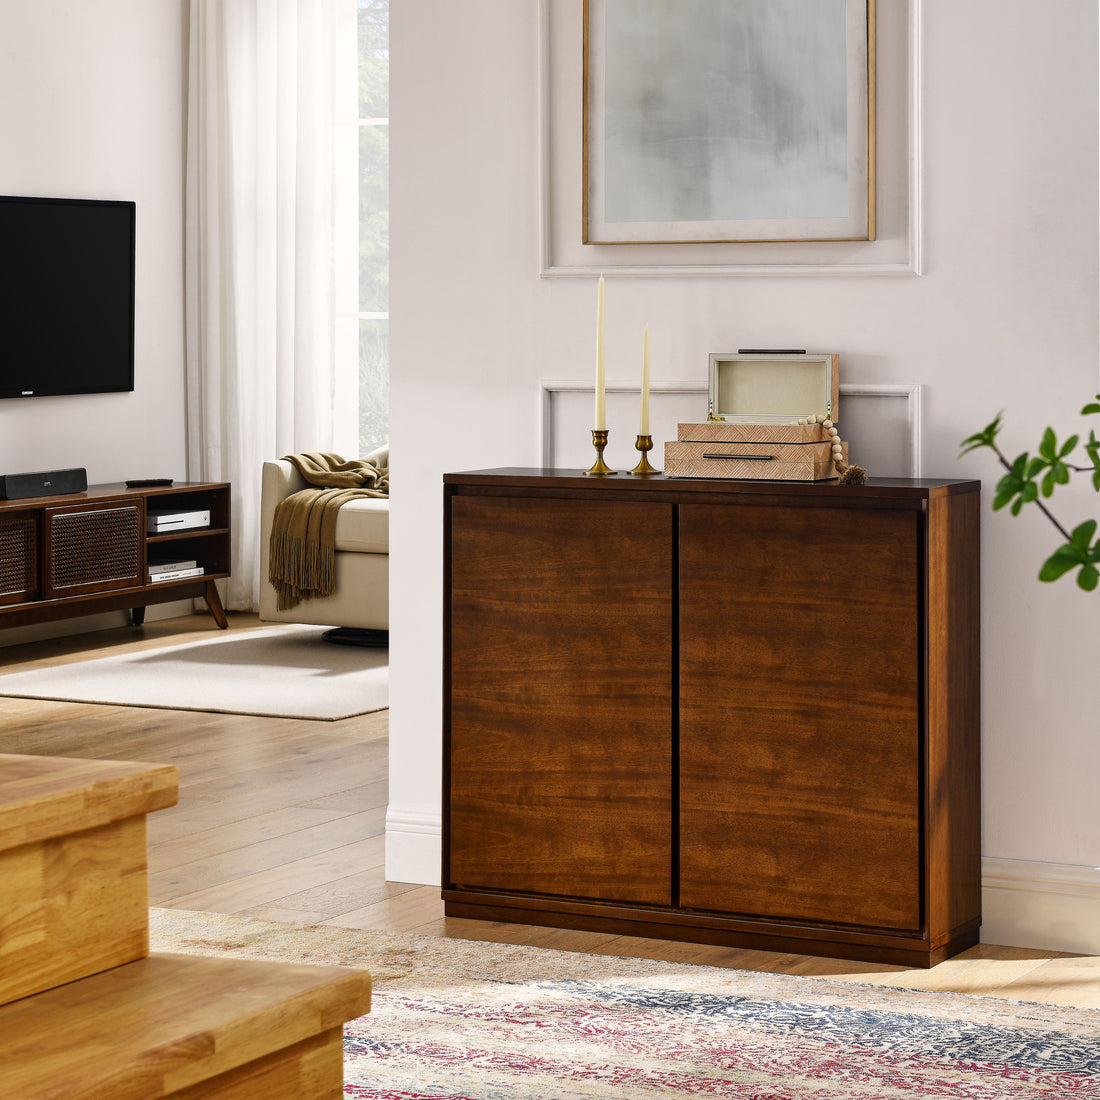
[269, 530, 339, 611]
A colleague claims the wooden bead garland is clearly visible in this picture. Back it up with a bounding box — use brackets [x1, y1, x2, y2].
[790, 413, 867, 485]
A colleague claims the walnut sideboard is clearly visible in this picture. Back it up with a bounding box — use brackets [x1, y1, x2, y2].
[442, 469, 981, 967]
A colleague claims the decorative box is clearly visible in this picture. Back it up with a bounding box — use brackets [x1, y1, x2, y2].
[664, 352, 846, 481]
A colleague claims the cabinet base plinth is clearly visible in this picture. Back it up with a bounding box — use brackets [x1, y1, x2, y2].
[443, 895, 980, 969]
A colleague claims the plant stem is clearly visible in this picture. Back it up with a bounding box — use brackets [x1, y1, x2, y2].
[992, 446, 1075, 543]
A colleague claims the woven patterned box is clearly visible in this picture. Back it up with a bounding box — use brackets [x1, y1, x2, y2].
[664, 353, 844, 481]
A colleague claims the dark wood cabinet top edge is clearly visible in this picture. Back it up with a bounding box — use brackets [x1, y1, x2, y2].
[0, 482, 230, 510]
[444, 468, 981, 500]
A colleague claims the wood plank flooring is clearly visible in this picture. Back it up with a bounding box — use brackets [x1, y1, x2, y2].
[1, 612, 1097, 1009]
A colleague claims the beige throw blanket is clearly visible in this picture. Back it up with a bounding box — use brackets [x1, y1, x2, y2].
[269, 452, 389, 611]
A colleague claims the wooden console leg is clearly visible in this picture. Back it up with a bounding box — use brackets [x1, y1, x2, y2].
[131, 607, 146, 627]
[204, 579, 229, 629]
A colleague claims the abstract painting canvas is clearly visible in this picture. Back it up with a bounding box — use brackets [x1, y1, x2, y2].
[584, 0, 875, 243]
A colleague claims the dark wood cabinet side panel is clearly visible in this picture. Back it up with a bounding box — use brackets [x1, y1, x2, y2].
[679, 503, 922, 931]
[447, 495, 674, 906]
[926, 492, 982, 938]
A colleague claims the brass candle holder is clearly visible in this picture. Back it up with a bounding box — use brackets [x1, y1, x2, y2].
[631, 434, 659, 476]
[584, 429, 617, 476]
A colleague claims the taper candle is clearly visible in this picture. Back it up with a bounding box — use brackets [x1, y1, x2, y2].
[640, 324, 650, 435]
[595, 275, 606, 430]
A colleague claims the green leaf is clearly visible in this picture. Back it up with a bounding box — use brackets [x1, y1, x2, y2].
[959, 413, 1003, 457]
[1060, 434, 1079, 457]
[1082, 397, 1100, 415]
[1071, 519, 1097, 550]
[1039, 544, 1084, 581]
[1039, 461, 1069, 496]
[1077, 564, 1099, 591]
[993, 473, 1018, 510]
[1039, 427, 1057, 460]
[1094, 468, 1100, 491]
[993, 450, 1042, 512]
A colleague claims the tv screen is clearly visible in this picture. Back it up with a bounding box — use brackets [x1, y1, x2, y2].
[0, 195, 136, 400]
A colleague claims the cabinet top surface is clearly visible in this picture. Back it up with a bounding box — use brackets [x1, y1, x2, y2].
[444, 468, 980, 500]
[0, 481, 229, 510]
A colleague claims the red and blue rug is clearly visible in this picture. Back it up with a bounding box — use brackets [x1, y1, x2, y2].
[151, 909, 1100, 1099]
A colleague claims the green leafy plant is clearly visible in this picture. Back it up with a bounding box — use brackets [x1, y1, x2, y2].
[960, 396, 1100, 592]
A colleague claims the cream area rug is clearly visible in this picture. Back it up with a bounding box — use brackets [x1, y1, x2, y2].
[0, 625, 387, 721]
[149, 908, 1100, 1100]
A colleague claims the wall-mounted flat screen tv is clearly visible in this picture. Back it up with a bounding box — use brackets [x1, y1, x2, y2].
[0, 195, 136, 400]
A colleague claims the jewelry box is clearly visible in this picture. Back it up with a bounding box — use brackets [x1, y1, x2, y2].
[663, 352, 848, 481]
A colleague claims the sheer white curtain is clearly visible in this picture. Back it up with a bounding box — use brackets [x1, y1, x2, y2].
[185, 0, 358, 611]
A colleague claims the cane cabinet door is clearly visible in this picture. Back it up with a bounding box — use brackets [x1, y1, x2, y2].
[447, 494, 675, 906]
[42, 500, 144, 598]
[678, 502, 922, 931]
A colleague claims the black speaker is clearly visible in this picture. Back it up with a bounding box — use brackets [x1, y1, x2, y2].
[0, 467, 88, 500]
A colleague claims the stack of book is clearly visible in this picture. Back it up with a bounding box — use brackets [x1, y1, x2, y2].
[148, 559, 205, 583]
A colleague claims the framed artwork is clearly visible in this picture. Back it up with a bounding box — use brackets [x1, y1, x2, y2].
[583, 0, 876, 245]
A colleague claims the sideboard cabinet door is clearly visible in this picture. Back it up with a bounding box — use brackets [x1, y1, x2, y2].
[447, 495, 675, 906]
[679, 502, 922, 931]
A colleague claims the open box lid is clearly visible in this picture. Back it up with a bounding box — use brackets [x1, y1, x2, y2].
[707, 352, 839, 424]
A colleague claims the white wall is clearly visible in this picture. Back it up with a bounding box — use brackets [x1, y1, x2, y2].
[0, 0, 190, 641]
[390, 0, 1100, 951]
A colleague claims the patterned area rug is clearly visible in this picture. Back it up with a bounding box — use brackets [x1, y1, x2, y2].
[150, 909, 1100, 1099]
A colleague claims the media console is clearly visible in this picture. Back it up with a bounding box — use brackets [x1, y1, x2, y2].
[0, 481, 231, 632]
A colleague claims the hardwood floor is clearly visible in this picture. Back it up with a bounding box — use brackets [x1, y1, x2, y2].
[1, 612, 1097, 1009]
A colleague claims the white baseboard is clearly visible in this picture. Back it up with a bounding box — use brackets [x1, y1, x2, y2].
[982, 857, 1100, 955]
[385, 808, 442, 887]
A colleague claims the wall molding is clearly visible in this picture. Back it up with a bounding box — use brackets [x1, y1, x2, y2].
[385, 808, 442, 887]
[539, 380, 706, 468]
[841, 382, 922, 478]
[540, 380, 922, 477]
[538, 0, 924, 277]
[982, 857, 1100, 954]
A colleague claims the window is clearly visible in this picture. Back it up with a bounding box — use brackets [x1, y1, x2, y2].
[358, 0, 389, 455]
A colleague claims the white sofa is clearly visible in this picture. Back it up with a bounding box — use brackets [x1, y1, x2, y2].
[258, 446, 389, 633]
